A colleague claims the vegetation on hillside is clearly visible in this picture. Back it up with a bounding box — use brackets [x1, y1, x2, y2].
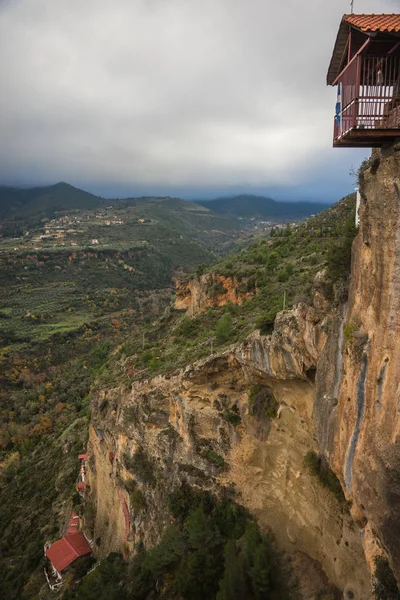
[0, 196, 242, 351]
[0, 323, 117, 598]
[64, 485, 292, 600]
[0, 196, 242, 598]
[303, 451, 347, 506]
[101, 194, 357, 387]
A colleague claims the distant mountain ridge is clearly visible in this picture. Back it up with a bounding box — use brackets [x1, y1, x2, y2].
[0, 183, 328, 224]
[195, 194, 328, 220]
[0, 182, 103, 219]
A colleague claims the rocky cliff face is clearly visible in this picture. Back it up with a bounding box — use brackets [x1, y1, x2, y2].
[315, 146, 400, 584]
[175, 273, 255, 316]
[87, 301, 370, 599]
[86, 145, 400, 599]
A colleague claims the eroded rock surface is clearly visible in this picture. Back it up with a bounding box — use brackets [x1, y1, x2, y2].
[319, 147, 400, 581]
[88, 304, 370, 598]
[175, 273, 255, 316]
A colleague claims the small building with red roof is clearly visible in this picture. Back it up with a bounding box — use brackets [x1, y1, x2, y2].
[67, 511, 80, 535]
[45, 511, 92, 582]
[76, 481, 86, 493]
[46, 532, 92, 576]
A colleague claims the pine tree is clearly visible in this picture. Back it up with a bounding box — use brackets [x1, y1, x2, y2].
[217, 540, 248, 600]
[185, 504, 221, 550]
[250, 539, 273, 599]
[215, 314, 233, 345]
[243, 521, 262, 570]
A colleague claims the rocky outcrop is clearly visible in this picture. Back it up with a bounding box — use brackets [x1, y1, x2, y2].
[175, 273, 255, 316]
[316, 146, 400, 583]
[87, 300, 371, 599]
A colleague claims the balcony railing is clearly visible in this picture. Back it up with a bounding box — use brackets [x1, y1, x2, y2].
[334, 54, 400, 141]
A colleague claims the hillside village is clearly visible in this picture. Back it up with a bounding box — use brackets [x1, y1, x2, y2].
[0, 202, 297, 255]
[1, 207, 150, 252]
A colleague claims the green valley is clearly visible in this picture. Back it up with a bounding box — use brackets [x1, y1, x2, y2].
[0, 184, 348, 599]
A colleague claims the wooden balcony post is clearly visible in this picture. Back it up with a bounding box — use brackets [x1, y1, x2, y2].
[354, 55, 361, 129]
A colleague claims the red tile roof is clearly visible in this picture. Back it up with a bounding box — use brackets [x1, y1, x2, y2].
[343, 14, 400, 33]
[77, 481, 86, 490]
[46, 532, 91, 572]
[67, 512, 80, 534]
[327, 13, 400, 85]
[78, 453, 89, 461]
[66, 532, 92, 557]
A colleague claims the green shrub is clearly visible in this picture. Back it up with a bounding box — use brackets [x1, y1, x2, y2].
[124, 478, 137, 494]
[63, 552, 127, 600]
[177, 316, 199, 337]
[196, 263, 207, 277]
[248, 385, 278, 419]
[277, 270, 289, 283]
[123, 448, 155, 485]
[326, 208, 357, 283]
[215, 314, 234, 345]
[255, 310, 278, 335]
[168, 482, 204, 521]
[224, 301, 239, 315]
[222, 409, 241, 426]
[304, 451, 346, 505]
[131, 448, 155, 485]
[73, 555, 96, 579]
[131, 488, 146, 510]
[206, 450, 225, 467]
[344, 322, 358, 344]
[88, 341, 111, 372]
[99, 398, 109, 413]
[357, 158, 370, 186]
[209, 279, 226, 299]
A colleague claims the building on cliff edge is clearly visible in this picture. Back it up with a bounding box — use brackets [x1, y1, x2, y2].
[44, 511, 92, 590]
[327, 13, 400, 147]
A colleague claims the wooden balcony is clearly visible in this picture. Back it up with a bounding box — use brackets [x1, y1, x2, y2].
[333, 54, 400, 147]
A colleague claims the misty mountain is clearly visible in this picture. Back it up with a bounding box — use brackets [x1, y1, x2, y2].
[195, 194, 328, 220]
[0, 184, 328, 228]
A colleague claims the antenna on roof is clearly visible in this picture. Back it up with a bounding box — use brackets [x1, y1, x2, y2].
[350, 0, 354, 13]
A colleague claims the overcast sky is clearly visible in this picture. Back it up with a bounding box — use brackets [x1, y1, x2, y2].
[0, 0, 397, 201]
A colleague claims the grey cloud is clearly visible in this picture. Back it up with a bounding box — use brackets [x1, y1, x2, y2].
[0, 0, 396, 198]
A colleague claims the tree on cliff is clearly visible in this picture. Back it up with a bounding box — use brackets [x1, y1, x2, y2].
[326, 206, 357, 283]
[217, 540, 248, 600]
[215, 314, 233, 344]
[250, 539, 274, 598]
